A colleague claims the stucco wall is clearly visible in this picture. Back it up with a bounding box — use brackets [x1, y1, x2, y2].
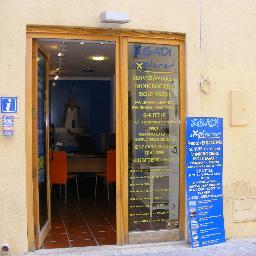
[0, 0, 256, 253]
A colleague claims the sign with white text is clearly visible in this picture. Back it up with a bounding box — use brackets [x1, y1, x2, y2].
[186, 117, 225, 248]
[2, 115, 14, 136]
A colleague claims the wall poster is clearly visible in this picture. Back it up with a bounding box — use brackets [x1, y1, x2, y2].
[186, 117, 225, 248]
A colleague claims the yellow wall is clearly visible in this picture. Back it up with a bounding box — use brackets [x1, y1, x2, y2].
[0, 0, 256, 253]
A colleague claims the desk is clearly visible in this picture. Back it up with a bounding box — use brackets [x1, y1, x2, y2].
[67, 154, 106, 173]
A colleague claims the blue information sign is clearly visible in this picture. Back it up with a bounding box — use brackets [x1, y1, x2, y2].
[2, 115, 14, 136]
[186, 117, 225, 248]
[2, 115, 14, 127]
[1, 97, 17, 113]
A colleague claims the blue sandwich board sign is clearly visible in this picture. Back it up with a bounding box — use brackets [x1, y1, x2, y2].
[186, 117, 225, 248]
[1, 97, 17, 113]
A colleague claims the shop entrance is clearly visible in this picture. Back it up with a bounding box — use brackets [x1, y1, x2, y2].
[26, 26, 185, 251]
[32, 38, 117, 249]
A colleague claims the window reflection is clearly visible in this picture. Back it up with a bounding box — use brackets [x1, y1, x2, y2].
[37, 50, 48, 229]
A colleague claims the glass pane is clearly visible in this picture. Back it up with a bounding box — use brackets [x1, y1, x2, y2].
[37, 50, 48, 229]
[128, 43, 180, 232]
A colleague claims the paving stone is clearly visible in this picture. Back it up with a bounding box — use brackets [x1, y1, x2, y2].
[23, 238, 256, 256]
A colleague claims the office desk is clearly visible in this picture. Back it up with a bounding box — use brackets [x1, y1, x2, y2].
[67, 154, 106, 173]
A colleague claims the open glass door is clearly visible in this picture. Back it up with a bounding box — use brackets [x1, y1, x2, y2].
[32, 40, 51, 249]
[126, 38, 185, 243]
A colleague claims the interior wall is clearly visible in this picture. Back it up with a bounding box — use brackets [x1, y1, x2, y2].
[0, 0, 256, 253]
[50, 79, 111, 152]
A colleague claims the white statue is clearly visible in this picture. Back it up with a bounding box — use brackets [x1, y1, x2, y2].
[64, 97, 81, 130]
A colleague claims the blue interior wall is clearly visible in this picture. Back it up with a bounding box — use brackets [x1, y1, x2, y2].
[50, 80, 111, 152]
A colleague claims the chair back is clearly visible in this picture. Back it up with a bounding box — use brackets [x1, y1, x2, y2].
[106, 149, 116, 183]
[50, 151, 67, 185]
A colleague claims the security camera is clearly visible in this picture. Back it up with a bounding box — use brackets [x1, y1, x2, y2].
[1, 243, 9, 255]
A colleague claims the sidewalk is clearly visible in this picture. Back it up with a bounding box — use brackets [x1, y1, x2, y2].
[26, 238, 256, 256]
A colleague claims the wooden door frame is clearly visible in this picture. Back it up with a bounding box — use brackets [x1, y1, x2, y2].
[28, 40, 51, 249]
[124, 36, 186, 241]
[25, 25, 185, 251]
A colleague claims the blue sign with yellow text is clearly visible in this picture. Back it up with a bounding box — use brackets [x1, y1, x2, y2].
[186, 117, 225, 248]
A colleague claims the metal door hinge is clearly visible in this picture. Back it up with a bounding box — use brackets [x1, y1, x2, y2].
[32, 168, 37, 178]
[32, 108, 37, 118]
[32, 51, 36, 59]
[34, 227, 39, 235]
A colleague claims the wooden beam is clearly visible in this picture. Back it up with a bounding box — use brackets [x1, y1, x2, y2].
[26, 25, 185, 41]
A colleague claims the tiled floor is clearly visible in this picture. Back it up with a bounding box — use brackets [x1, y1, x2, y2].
[42, 183, 116, 249]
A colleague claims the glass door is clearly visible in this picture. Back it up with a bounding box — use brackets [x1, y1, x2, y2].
[126, 38, 185, 243]
[32, 41, 51, 249]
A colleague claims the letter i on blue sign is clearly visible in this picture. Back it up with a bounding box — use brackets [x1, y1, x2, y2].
[1, 97, 17, 113]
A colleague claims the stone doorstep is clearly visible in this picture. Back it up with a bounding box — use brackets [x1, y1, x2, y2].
[25, 241, 188, 256]
[23, 238, 256, 256]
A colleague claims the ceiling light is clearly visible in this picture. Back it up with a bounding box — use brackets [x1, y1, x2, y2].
[91, 56, 105, 61]
[58, 52, 64, 57]
[54, 75, 60, 80]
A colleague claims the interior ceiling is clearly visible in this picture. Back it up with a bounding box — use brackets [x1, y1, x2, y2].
[39, 39, 115, 78]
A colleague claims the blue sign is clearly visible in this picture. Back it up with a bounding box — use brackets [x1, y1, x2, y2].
[2, 115, 14, 136]
[186, 117, 225, 248]
[3, 130, 14, 136]
[1, 97, 17, 113]
[2, 115, 14, 127]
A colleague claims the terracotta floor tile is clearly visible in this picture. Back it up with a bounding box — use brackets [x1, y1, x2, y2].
[94, 233, 115, 242]
[45, 232, 68, 241]
[47, 191, 116, 248]
[66, 226, 89, 232]
[69, 235, 94, 241]
[51, 224, 65, 228]
[70, 240, 97, 247]
[50, 230, 66, 236]
[66, 230, 91, 237]
[62, 216, 79, 220]
[43, 240, 70, 249]
[94, 234, 116, 240]
[83, 214, 102, 220]
[51, 221, 63, 226]
[93, 228, 112, 234]
[97, 239, 116, 246]
[66, 216, 83, 220]
[69, 237, 95, 243]
[86, 221, 108, 226]
[91, 227, 115, 233]
[65, 223, 86, 228]
[68, 232, 94, 240]
[66, 225, 86, 229]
